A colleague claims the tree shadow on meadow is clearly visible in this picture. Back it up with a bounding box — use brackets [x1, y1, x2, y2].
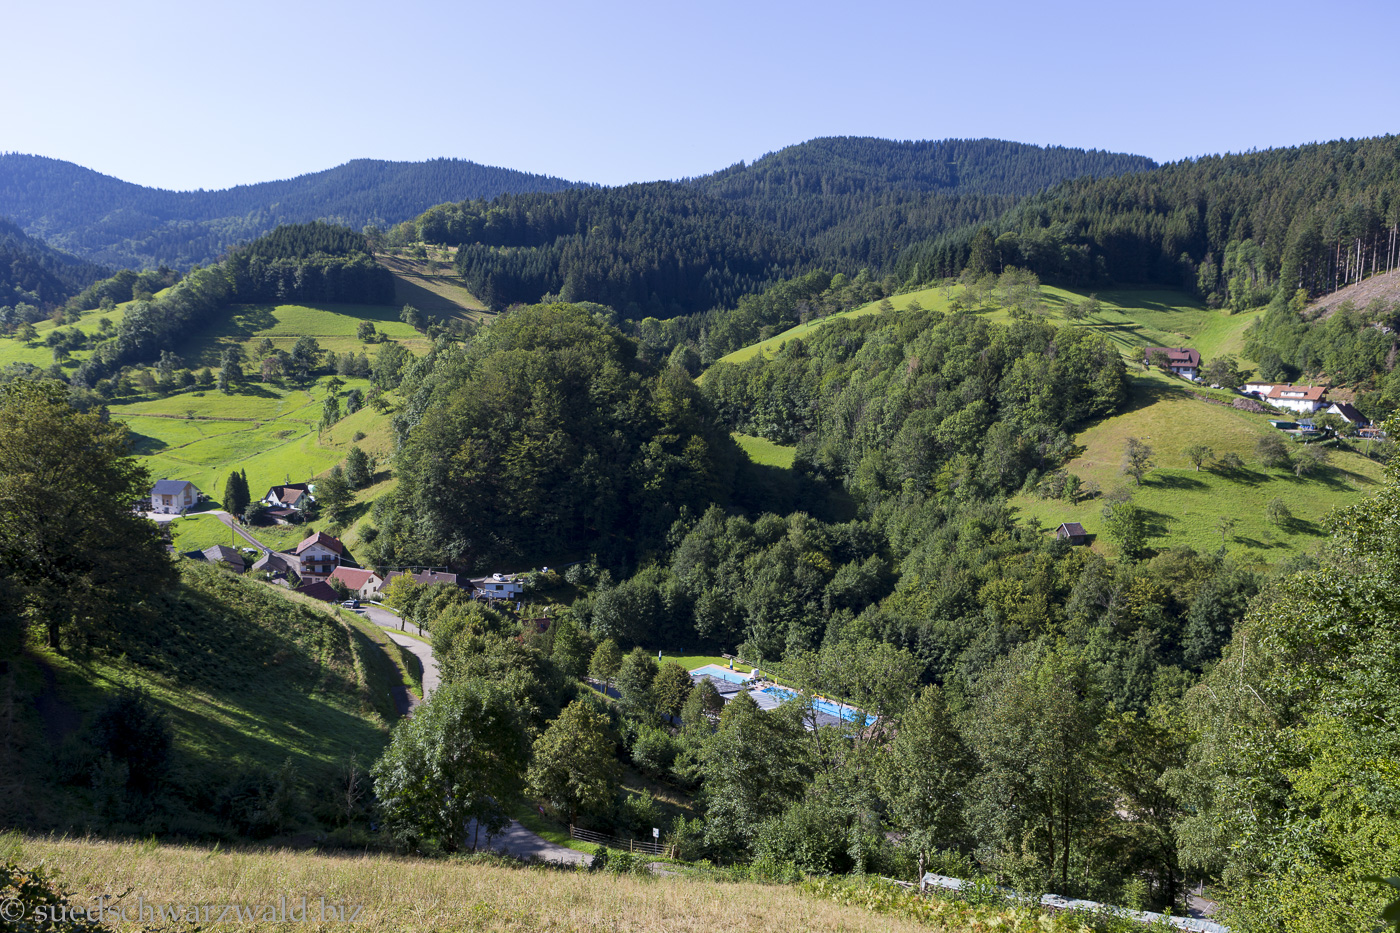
[126, 430, 167, 455]
[1146, 472, 1207, 491]
[1208, 464, 1268, 487]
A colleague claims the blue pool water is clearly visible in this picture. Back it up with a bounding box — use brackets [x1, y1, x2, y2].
[690, 664, 752, 685]
[761, 686, 875, 727]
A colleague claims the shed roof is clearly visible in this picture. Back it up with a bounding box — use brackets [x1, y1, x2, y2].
[1057, 522, 1088, 537]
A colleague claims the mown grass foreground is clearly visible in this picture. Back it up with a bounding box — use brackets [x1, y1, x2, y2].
[9, 835, 1124, 933]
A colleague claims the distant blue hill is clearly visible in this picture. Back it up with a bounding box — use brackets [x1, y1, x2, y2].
[0, 154, 580, 270]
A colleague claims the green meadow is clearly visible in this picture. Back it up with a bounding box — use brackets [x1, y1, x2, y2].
[733, 432, 797, 468]
[173, 302, 432, 365]
[0, 302, 132, 370]
[713, 282, 1261, 374]
[115, 376, 376, 497]
[1012, 370, 1384, 561]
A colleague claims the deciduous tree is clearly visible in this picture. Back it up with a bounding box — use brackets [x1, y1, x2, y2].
[0, 382, 173, 651]
[372, 678, 526, 852]
[526, 700, 619, 826]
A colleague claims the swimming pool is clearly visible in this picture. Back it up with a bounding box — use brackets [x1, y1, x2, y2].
[761, 685, 875, 727]
[689, 663, 752, 685]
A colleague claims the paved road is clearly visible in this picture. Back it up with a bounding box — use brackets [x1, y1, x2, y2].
[465, 818, 593, 867]
[364, 605, 440, 706]
[362, 606, 585, 864]
[213, 512, 272, 553]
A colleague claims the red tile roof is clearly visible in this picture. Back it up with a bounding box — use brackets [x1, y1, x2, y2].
[329, 566, 380, 590]
[1266, 384, 1327, 401]
[295, 531, 344, 556]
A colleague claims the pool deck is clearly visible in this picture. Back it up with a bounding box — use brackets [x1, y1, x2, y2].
[689, 666, 869, 730]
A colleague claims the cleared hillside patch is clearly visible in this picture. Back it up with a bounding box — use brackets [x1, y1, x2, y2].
[117, 376, 381, 497]
[733, 432, 796, 468]
[378, 250, 491, 317]
[172, 302, 431, 366]
[712, 282, 1259, 378]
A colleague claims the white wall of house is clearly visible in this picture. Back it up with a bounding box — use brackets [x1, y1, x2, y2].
[1271, 396, 1325, 414]
[297, 544, 340, 582]
[480, 581, 523, 599]
[152, 484, 197, 514]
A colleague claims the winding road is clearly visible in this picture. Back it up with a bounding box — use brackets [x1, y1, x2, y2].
[360, 604, 589, 866]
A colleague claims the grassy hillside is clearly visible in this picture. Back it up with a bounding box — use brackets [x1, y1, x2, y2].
[3, 563, 401, 833]
[712, 282, 1261, 373]
[75, 301, 418, 515]
[1013, 370, 1384, 560]
[378, 249, 491, 317]
[733, 432, 796, 468]
[0, 303, 131, 371]
[172, 301, 431, 365]
[116, 375, 385, 500]
[8, 834, 1098, 933]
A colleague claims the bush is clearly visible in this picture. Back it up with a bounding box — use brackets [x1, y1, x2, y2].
[753, 797, 852, 875]
[613, 791, 664, 838]
[88, 688, 172, 795]
[217, 759, 302, 838]
[629, 726, 679, 778]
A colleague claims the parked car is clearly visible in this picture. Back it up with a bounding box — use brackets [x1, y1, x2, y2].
[341, 599, 361, 609]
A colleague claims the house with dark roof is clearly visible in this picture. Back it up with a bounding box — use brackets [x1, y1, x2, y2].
[1056, 522, 1089, 546]
[1324, 401, 1370, 427]
[251, 551, 298, 584]
[151, 479, 201, 515]
[198, 544, 246, 572]
[329, 566, 384, 599]
[293, 532, 344, 584]
[263, 483, 312, 512]
[293, 581, 340, 603]
[1144, 348, 1202, 380]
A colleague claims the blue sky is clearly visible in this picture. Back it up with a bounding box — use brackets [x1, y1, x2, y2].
[3, 0, 1397, 191]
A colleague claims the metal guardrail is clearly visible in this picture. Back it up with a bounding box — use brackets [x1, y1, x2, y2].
[569, 825, 674, 858]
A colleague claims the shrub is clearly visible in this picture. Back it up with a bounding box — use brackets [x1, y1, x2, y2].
[629, 726, 679, 778]
[217, 759, 302, 838]
[88, 688, 172, 795]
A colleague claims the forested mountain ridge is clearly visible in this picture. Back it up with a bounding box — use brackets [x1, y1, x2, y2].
[895, 135, 1400, 306]
[409, 138, 1155, 315]
[0, 215, 106, 311]
[0, 153, 580, 269]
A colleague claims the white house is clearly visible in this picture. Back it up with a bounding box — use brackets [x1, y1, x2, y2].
[328, 566, 383, 599]
[1144, 347, 1201, 380]
[1265, 384, 1328, 414]
[292, 531, 344, 584]
[263, 483, 312, 511]
[151, 479, 201, 515]
[476, 573, 524, 600]
[1324, 402, 1370, 427]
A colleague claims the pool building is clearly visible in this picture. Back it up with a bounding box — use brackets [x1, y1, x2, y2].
[687, 664, 874, 730]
